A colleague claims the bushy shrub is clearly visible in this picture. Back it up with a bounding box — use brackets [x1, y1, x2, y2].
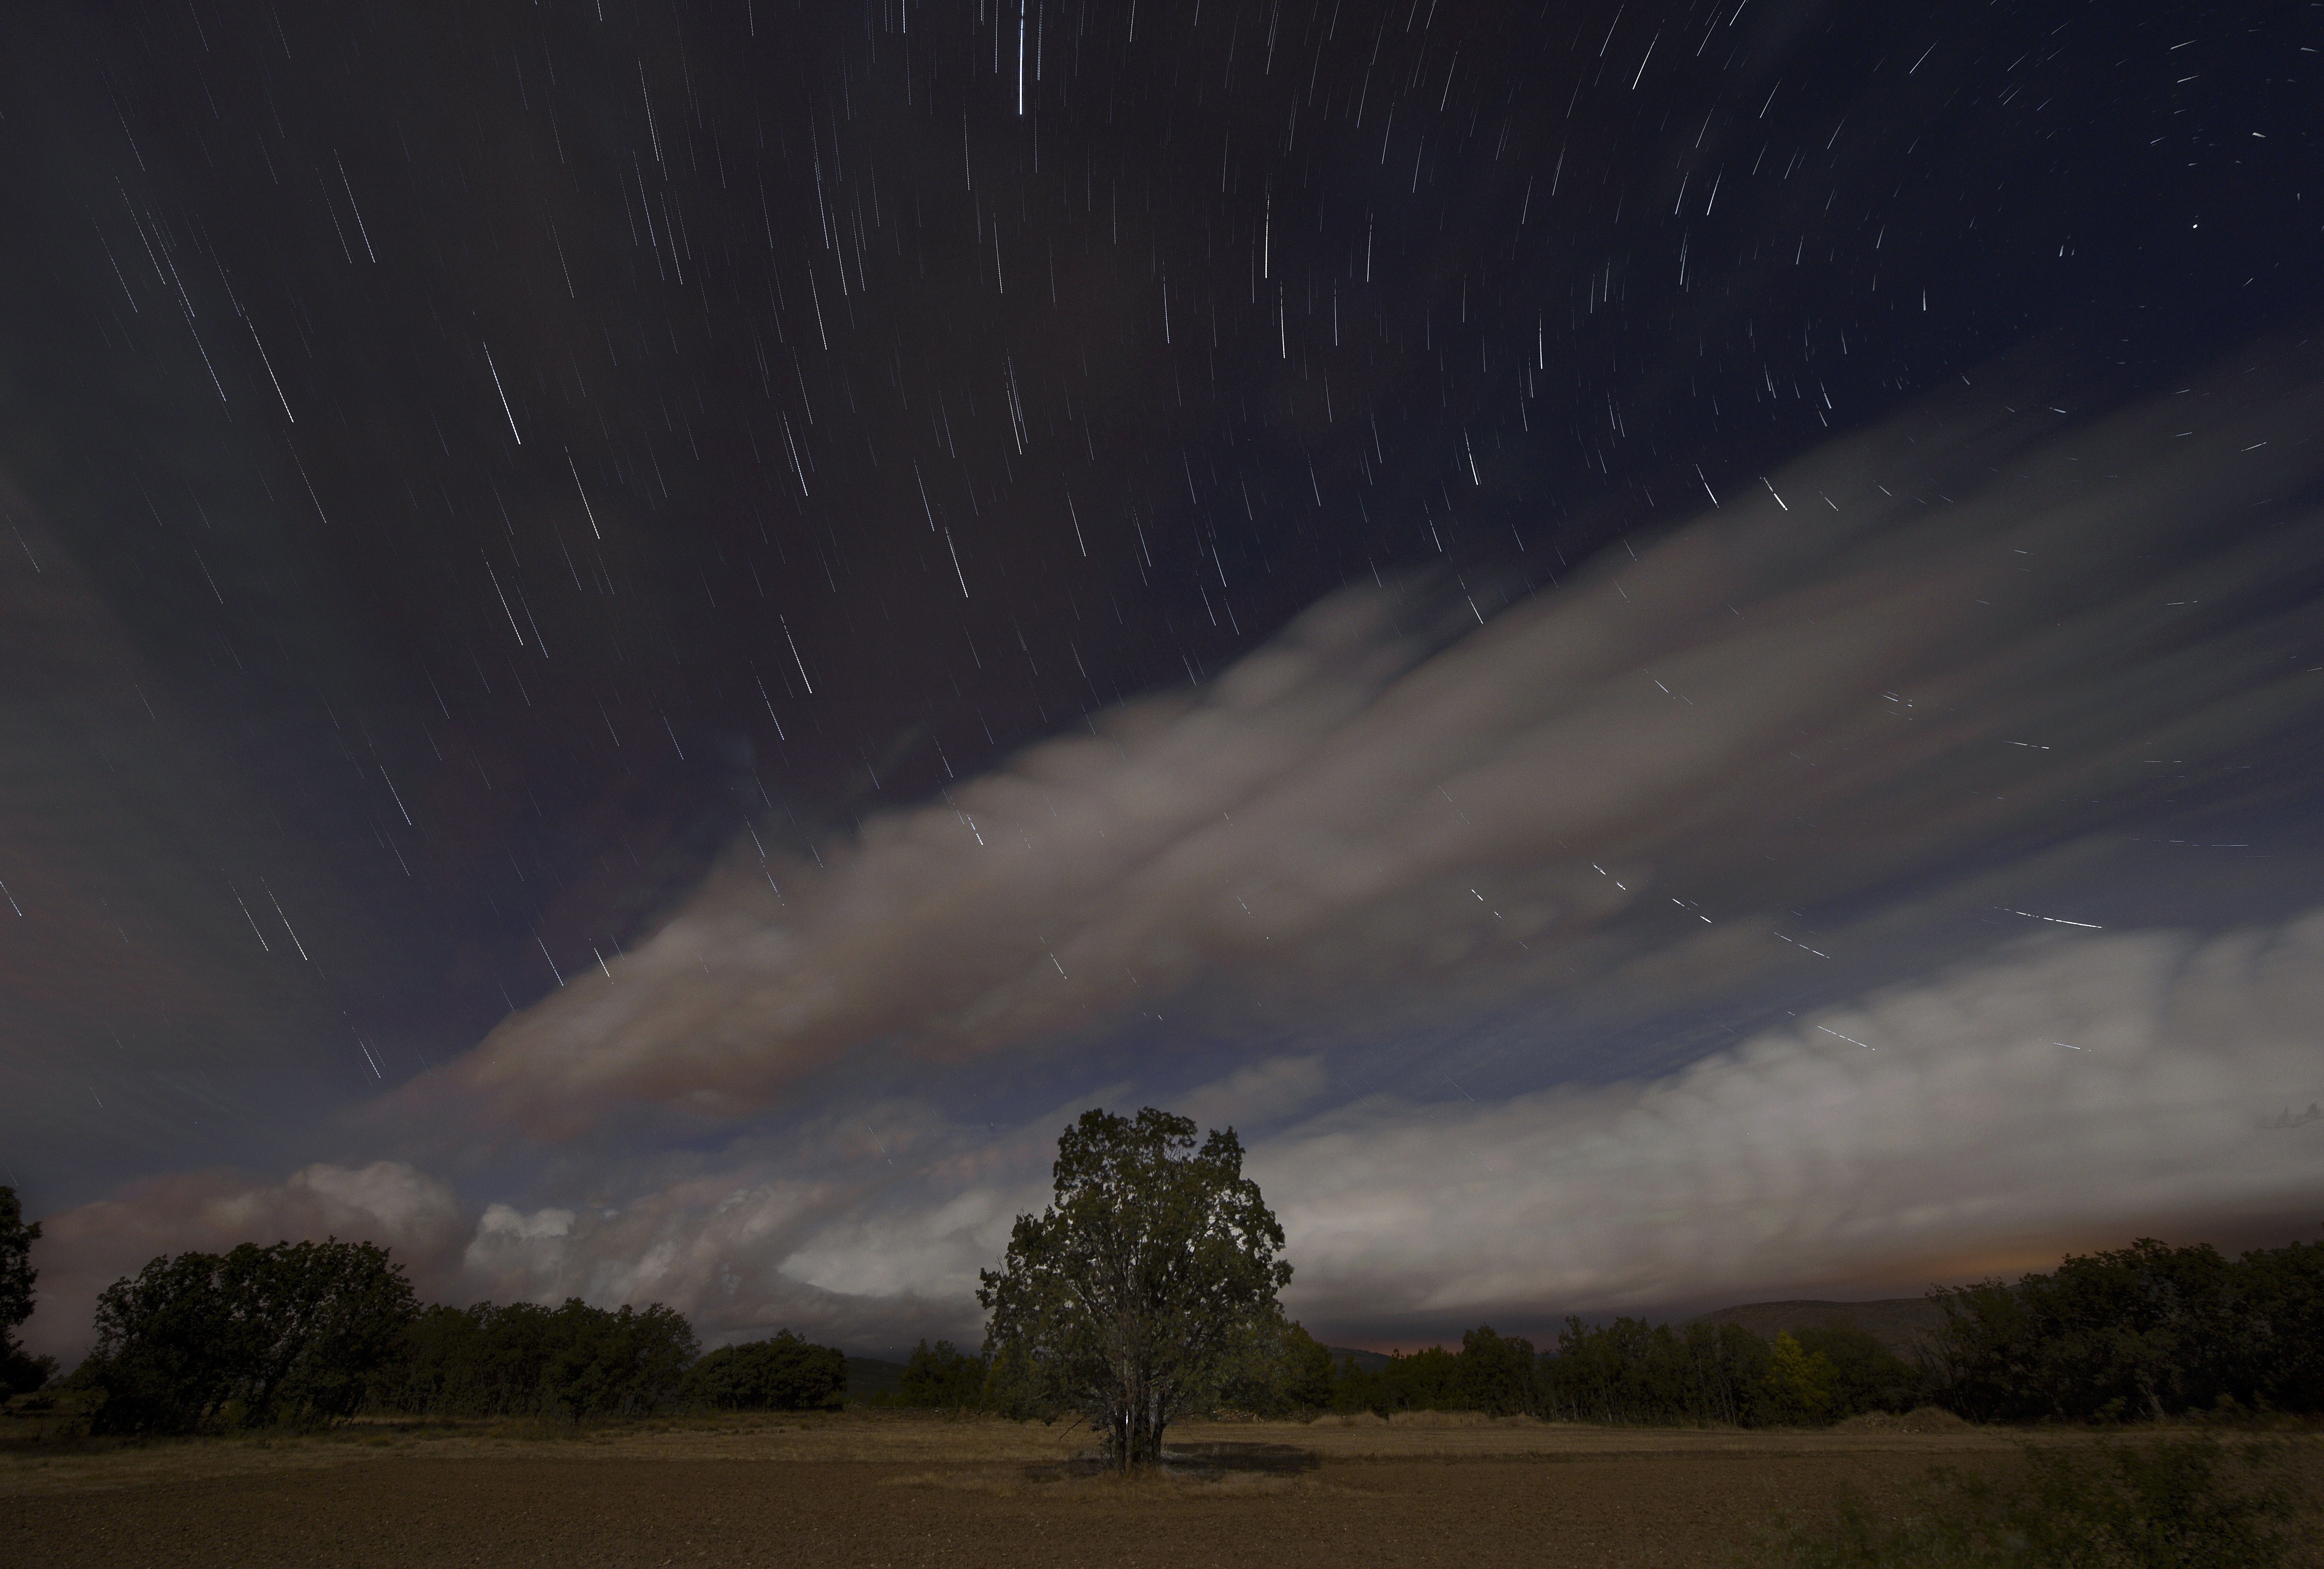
[0, 1186, 56, 1395]
[73, 1239, 416, 1434]
[681, 1330, 845, 1411]
[373, 1297, 697, 1419]
[1208, 1318, 1336, 1417]
[890, 1338, 986, 1408]
[1791, 1326, 1922, 1419]
[1536, 1316, 1780, 1426]
[1923, 1238, 2324, 1422]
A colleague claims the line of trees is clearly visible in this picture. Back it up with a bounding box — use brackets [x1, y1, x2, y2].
[1919, 1237, 2324, 1422]
[14, 1225, 847, 1434]
[8, 1171, 2319, 1436]
[876, 1240, 2324, 1430]
[368, 1298, 701, 1419]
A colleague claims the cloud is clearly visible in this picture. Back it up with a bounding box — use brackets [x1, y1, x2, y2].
[492, 911, 2324, 1348]
[23, 1161, 468, 1361]
[422, 350, 2324, 1136]
[26, 354, 2324, 1359]
[24, 912, 2324, 1360]
[1260, 912, 2324, 1333]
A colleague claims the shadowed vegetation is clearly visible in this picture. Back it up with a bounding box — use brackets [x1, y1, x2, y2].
[1754, 1435, 2314, 1568]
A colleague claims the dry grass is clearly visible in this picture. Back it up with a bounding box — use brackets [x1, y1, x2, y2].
[6, 1409, 2317, 1569]
[0, 1403, 2024, 1501]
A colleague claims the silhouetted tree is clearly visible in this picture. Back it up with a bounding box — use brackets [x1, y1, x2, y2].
[978, 1107, 1290, 1468]
[1212, 1317, 1335, 1416]
[75, 1239, 416, 1433]
[1458, 1325, 1537, 1416]
[890, 1338, 987, 1408]
[2231, 1238, 2324, 1413]
[682, 1329, 844, 1410]
[1788, 1325, 1921, 1417]
[1536, 1316, 1776, 1426]
[0, 1187, 55, 1395]
[1923, 1235, 2324, 1422]
[1763, 1330, 1839, 1424]
[376, 1297, 698, 1417]
[1279, 1322, 1338, 1413]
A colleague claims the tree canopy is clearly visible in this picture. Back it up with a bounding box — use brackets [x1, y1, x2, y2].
[375, 1297, 701, 1418]
[76, 1238, 418, 1433]
[0, 1186, 55, 1395]
[978, 1106, 1291, 1467]
[678, 1329, 843, 1411]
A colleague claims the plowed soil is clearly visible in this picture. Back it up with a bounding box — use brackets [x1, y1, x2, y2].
[0, 1412, 2266, 1569]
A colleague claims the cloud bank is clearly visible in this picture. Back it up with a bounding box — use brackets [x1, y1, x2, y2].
[28, 910, 2324, 1360]
[431, 351, 2324, 1135]
[1262, 913, 2324, 1331]
[25, 351, 2324, 1359]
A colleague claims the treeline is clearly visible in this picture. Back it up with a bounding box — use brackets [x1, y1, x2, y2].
[855, 1320, 1914, 1427]
[866, 1238, 2324, 1430]
[11, 1200, 2322, 1434]
[1920, 1236, 2324, 1422]
[49, 1238, 848, 1435]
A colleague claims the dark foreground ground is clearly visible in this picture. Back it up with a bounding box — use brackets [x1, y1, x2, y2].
[2, 1414, 2313, 1569]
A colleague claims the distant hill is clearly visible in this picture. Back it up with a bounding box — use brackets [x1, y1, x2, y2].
[1327, 1346, 1393, 1373]
[1687, 1297, 1947, 1358]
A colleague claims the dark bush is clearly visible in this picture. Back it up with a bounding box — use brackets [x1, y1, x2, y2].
[1922, 1237, 2324, 1422]
[680, 1330, 846, 1411]
[1458, 1326, 1538, 1416]
[0, 1186, 56, 1396]
[1209, 1317, 1335, 1417]
[1332, 1343, 1464, 1415]
[1791, 1326, 1923, 1419]
[1536, 1315, 1780, 1426]
[890, 1338, 985, 1408]
[374, 1297, 698, 1418]
[73, 1239, 416, 1434]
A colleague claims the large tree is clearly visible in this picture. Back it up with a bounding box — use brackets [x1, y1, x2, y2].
[0, 1186, 55, 1394]
[978, 1107, 1291, 1468]
[77, 1238, 418, 1433]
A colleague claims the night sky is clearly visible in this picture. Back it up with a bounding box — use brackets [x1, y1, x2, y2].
[6, 0, 2322, 1360]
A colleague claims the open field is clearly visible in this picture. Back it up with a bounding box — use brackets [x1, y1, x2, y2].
[3, 1410, 2316, 1569]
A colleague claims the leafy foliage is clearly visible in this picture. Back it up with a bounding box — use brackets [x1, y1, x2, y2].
[1792, 1326, 1924, 1419]
[1756, 1436, 2308, 1568]
[374, 1297, 698, 1418]
[1923, 1237, 2324, 1421]
[885, 1338, 988, 1408]
[73, 1239, 418, 1433]
[679, 1329, 845, 1410]
[1458, 1325, 1538, 1416]
[978, 1107, 1291, 1466]
[1536, 1315, 1783, 1425]
[1211, 1317, 1336, 1417]
[0, 1186, 55, 1395]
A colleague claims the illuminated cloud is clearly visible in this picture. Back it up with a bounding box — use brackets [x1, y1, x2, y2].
[23, 359, 2324, 1361]
[1259, 913, 2324, 1330]
[431, 355, 2324, 1135]
[24, 1161, 468, 1360]
[33, 910, 2321, 1362]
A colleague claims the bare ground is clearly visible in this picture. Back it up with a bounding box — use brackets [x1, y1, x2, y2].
[0, 1410, 2308, 1569]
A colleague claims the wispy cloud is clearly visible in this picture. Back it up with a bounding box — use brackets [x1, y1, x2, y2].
[27, 353, 2324, 1360]
[421, 352, 2324, 1136]
[30, 909, 2324, 1362]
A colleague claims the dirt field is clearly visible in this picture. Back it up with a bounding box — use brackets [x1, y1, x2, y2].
[0, 1410, 2303, 1569]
